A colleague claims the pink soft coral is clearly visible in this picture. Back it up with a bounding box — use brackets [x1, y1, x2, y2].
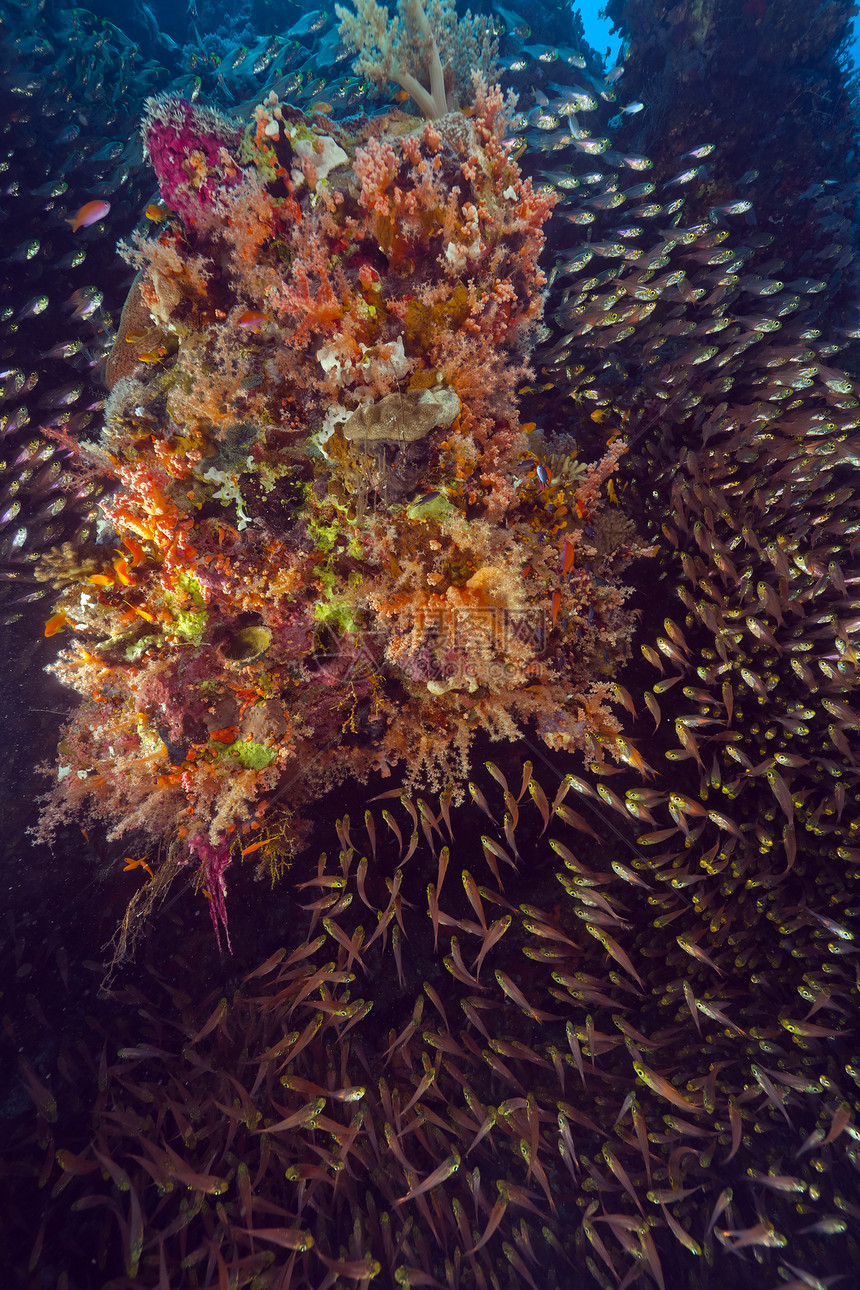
[142, 96, 243, 224]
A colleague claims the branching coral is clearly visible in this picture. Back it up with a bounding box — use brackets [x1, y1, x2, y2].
[36, 52, 648, 950]
[335, 0, 498, 118]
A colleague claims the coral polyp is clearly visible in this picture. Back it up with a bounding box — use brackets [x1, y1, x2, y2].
[36, 77, 645, 945]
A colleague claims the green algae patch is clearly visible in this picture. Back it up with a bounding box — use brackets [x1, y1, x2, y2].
[165, 573, 208, 642]
[224, 740, 278, 770]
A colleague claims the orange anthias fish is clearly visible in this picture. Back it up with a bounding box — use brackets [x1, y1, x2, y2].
[67, 199, 111, 231]
[236, 309, 268, 329]
[123, 857, 153, 879]
[44, 610, 67, 637]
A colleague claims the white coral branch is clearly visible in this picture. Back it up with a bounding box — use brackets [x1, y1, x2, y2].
[336, 0, 496, 118]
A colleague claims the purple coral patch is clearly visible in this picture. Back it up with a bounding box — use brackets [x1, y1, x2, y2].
[187, 832, 233, 952]
[142, 96, 243, 223]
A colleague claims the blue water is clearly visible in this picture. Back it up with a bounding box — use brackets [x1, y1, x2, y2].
[576, 0, 622, 62]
